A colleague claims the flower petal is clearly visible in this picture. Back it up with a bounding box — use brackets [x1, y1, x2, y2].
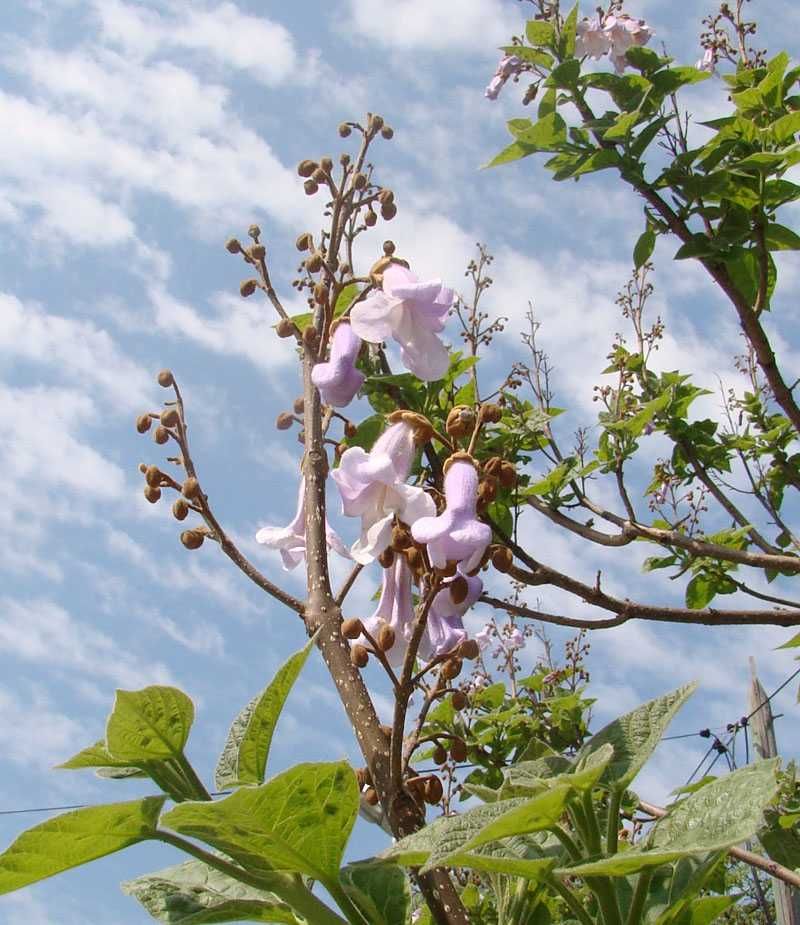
[350, 291, 396, 343]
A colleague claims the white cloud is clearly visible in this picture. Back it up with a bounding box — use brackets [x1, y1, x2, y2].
[0, 688, 86, 769]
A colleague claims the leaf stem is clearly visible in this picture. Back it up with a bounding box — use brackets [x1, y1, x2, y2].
[550, 824, 582, 862]
[547, 876, 594, 925]
[606, 788, 622, 856]
[624, 870, 653, 925]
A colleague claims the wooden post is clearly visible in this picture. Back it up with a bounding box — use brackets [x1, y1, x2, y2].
[749, 657, 800, 925]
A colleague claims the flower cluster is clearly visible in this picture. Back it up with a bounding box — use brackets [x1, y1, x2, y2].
[575, 12, 654, 73]
[484, 54, 523, 101]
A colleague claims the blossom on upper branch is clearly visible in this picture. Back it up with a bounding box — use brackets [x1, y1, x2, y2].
[411, 455, 492, 573]
[417, 571, 482, 662]
[311, 320, 364, 408]
[349, 264, 453, 381]
[485, 54, 523, 101]
[575, 16, 611, 59]
[604, 13, 654, 73]
[332, 418, 435, 564]
[256, 477, 350, 570]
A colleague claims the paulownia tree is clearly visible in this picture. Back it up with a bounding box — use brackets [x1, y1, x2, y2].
[2, 1, 800, 923]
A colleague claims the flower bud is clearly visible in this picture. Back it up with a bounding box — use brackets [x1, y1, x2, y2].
[302, 325, 319, 351]
[432, 744, 448, 765]
[225, 237, 242, 254]
[450, 738, 468, 763]
[364, 208, 377, 227]
[295, 232, 312, 251]
[303, 179, 318, 196]
[276, 412, 294, 431]
[378, 547, 395, 568]
[338, 122, 352, 138]
[446, 405, 474, 439]
[424, 775, 443, 804]
[364, 786, 379, 806]
[377, 189, 394, 205]
[340, 152, 351, 167]
[172, 498, 189, 521]
[381, 125, 394, 140]
[452, 690, 468, 711]
[160, 408, 180, 428]
[305, 251, 323, 273]
[405, 547, 423, 571]
[312, 167, 327, 184]
[182, 477, 201, 500]
[377, 623, 395, 653]
[482, 403, 503, 423]
[154, 426, 170, 445]
[136, 413, 152, 434]
[293, 397, 305, 415]
[320, 156, 333, 172]
[351, 644, 369, 668]
[484, 457, 502, 477]
[181, 529, 204, 549]
[370, 114, 384, 131]
[353, 173, 367, 190]
[313, 284, 328, 307]
[342, 618, 364, 640]
[297, 160, 317, 177]
[449, 574, 469, 605]
[477, 478, 497, 506]
[459, 639, 480, 661]
[247, 224, 261, 240]
[144, 485, 161, 504]
[250, 243, 266, 261]
[499, 461, 516, 488]
[382, 240, 396, 256]
[441, 657, 462, 681]
[240, 278, 258, 297]
[391, 524, 412, 552]
[144, 465, 162, 488]
[344, 421, 358, 439]
[491, 545, 513, 573]
[157, 369, 174, 388]
[276, 318, 297, 338]
[380, 202, 397, 221]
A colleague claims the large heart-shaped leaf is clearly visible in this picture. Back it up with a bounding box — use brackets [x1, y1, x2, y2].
[501, 743, 613, 798]
[106, 686, 195, 763]
[340, 861, 411, 925]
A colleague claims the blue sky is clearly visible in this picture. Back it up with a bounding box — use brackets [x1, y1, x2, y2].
[2, 0, 799, 921]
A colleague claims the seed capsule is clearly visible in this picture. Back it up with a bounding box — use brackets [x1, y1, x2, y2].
[181, 530, 204, 550]
[295, 232, 312, 251]
[297, 160, 316, 177]
[303, 179, 319, 196]
[482, 403, 503, 423]
[351, 644, 369, 668]
[450, 739, 468, 763]
[424, 775, 443, 804]
[381, 125, 394, 139]
[341, 618, 364, 640]
[441, 657, 462, 681]
[432, 744, 448, 765]
[459, 640, 480, 661]
[338, 122, 352, 137]
[452, 690, 468, 710]
[182, 477, 201, 500]
[491, 545, 513, 573]
[154, 426, 170, 445]
[136, 414, 152, 434]
[172, 498, 189, 521]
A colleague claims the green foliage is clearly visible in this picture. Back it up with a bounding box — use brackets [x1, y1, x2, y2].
[340, 862, 411, 925]
[106, 686, 194, 763]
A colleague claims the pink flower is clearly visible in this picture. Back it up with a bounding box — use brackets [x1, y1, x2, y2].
[350, 264, 453, 381]
[359, 556, 416, 667]
[475, 624, 494, 651]
[506, 626, 524, 651]
[255, 477, 350, 570]
[576, 16, 611, 60]
[696, 47, 716, 73]
[332, 421, 435, 564]
[417, 571, 482, 662]
[485, 54, 522, 101]
[604, 13, 653, 73]
[311, 321, 364, 408]
[411, 459, 492, 572]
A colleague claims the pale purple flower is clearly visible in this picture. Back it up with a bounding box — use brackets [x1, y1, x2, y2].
[417, 571, 482, 662]
[475, 624, 494, 651]
[350, 265, 453, 381]
[332, 421, 436, 564]
[359, 556, 415, 667]
[256, 477, 350, 570]
[485, 54, 523, 101]
[576, 16, 611, 60]
[506, 626, 525, 651]
[311, 321, 364, 408]
[411, 459, 492, 572]
[604, 13, 653, 73]
[696, 47, 716, 73]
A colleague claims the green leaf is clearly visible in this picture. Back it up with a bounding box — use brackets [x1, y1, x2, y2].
[123, 859, 302, 924]
[515, 113, 567, 151]
[577, 683, 696, 790]
[485, 140, 538, 168]
[162, 762, 358, 890]
[503, 46, 553, 68]
[215, 636, 316, 790]
[674, 235, 717, 261]
[685, 574, 716, 610]
[634, 227, 656, 269]
[777, 631, 800, 649]
[57, 740, 140, 771]
[0, 797, 166, 894]
[340, 862, 411, 925]
[624, 46, 663, 74]
[502, 744, 613, 798]
[765, 223, 800, 250]
[333, 283, 360, 319]
[548, 59, 580, 89]
[523, 458, 576, 497]
[560, 2, 578, 58]
[604, 110, 642, 141]
[770, 110, 800, 143]
[526, 20, 554, 46]
[558, 760, 779, 878]
[607, 389, 672, 438]
[106, 686, 194, 763]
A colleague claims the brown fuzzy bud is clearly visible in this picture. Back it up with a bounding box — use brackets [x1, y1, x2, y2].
[391, 524, 412, 551]
[136, 413, 152, 434]
[370, 114, 385, 131]
[180, 529, 204, 550]
[450, 738, 468, 763]
[293, 397, 305, 415]
[143, 485, 161, 504]
[378, 547, 395, 569]
[382, 240, 396, 255]
[380, 202, 397, 221]
[364, 786, 379, 805]
[154, 426, 170, 445]
[295, 232, 313, 251]
[247, 224, 261, 240]
[377, 623, 395, 653]
[302, 325, 319, 352]
[449, 574, 469, 606]
[482, 403, 503, 423]
[276, 412, 294, 431]
[157, 369, 174, 388]
[432, 744, 448, 765]
[441, 657, 463, 681]
[351, 644, 369, 668]
[250, 243, 266, 261]
[353, 172, 367, 190]
[452, 690, 468, 710]
[459, 640, 480, 662]
[182, 477, 201, 500]
[144, 465, 162, 488]
[344, 421, 358, 439]
[240, 278, 258, 297]
[406, 776, 426, 802]
[172, 498, 189, 521]
[338, 122, 352, 137]
[138, 463, 147, 473]
[484, 456, 503, 477]
[160, 408, 180, 428]
[364, 208, 377, 227]
[305, 251, 323, 273]
[478, 478, 497, 506]
[377, 189, 394, 206]
[320, 156, 333, 172]
[225, 237, 242, 254]
[297, 159, 316, 178]
[424, 775, 444, 804]
[446, 405, 474, 439]
[499, 461, 516, 488]
[342, 618, 364, 640]
[276, 317, 297, 338]
[405, 547, 423, 571]
[303, 179, 319, 196]
[386, 410, 434, 445]
[381, 125, 394, 140]
[491, 545, 513, 573]
[313, 281, 328, 305]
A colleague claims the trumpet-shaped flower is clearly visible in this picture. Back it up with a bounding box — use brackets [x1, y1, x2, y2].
[332, 421, 435, 564]
[349, 264, 453, 381]
[696, 47, 716, 73]
[604, 13, 653, 73]
[485, 54, 523, 101]
[359, 556, 415, 667]
[311, 321, 364, 408]
[417, 571, 482, 662]
[256, 477, 350, 570]
[411, 459, 491, 572]
[576, 16, 611, 59]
